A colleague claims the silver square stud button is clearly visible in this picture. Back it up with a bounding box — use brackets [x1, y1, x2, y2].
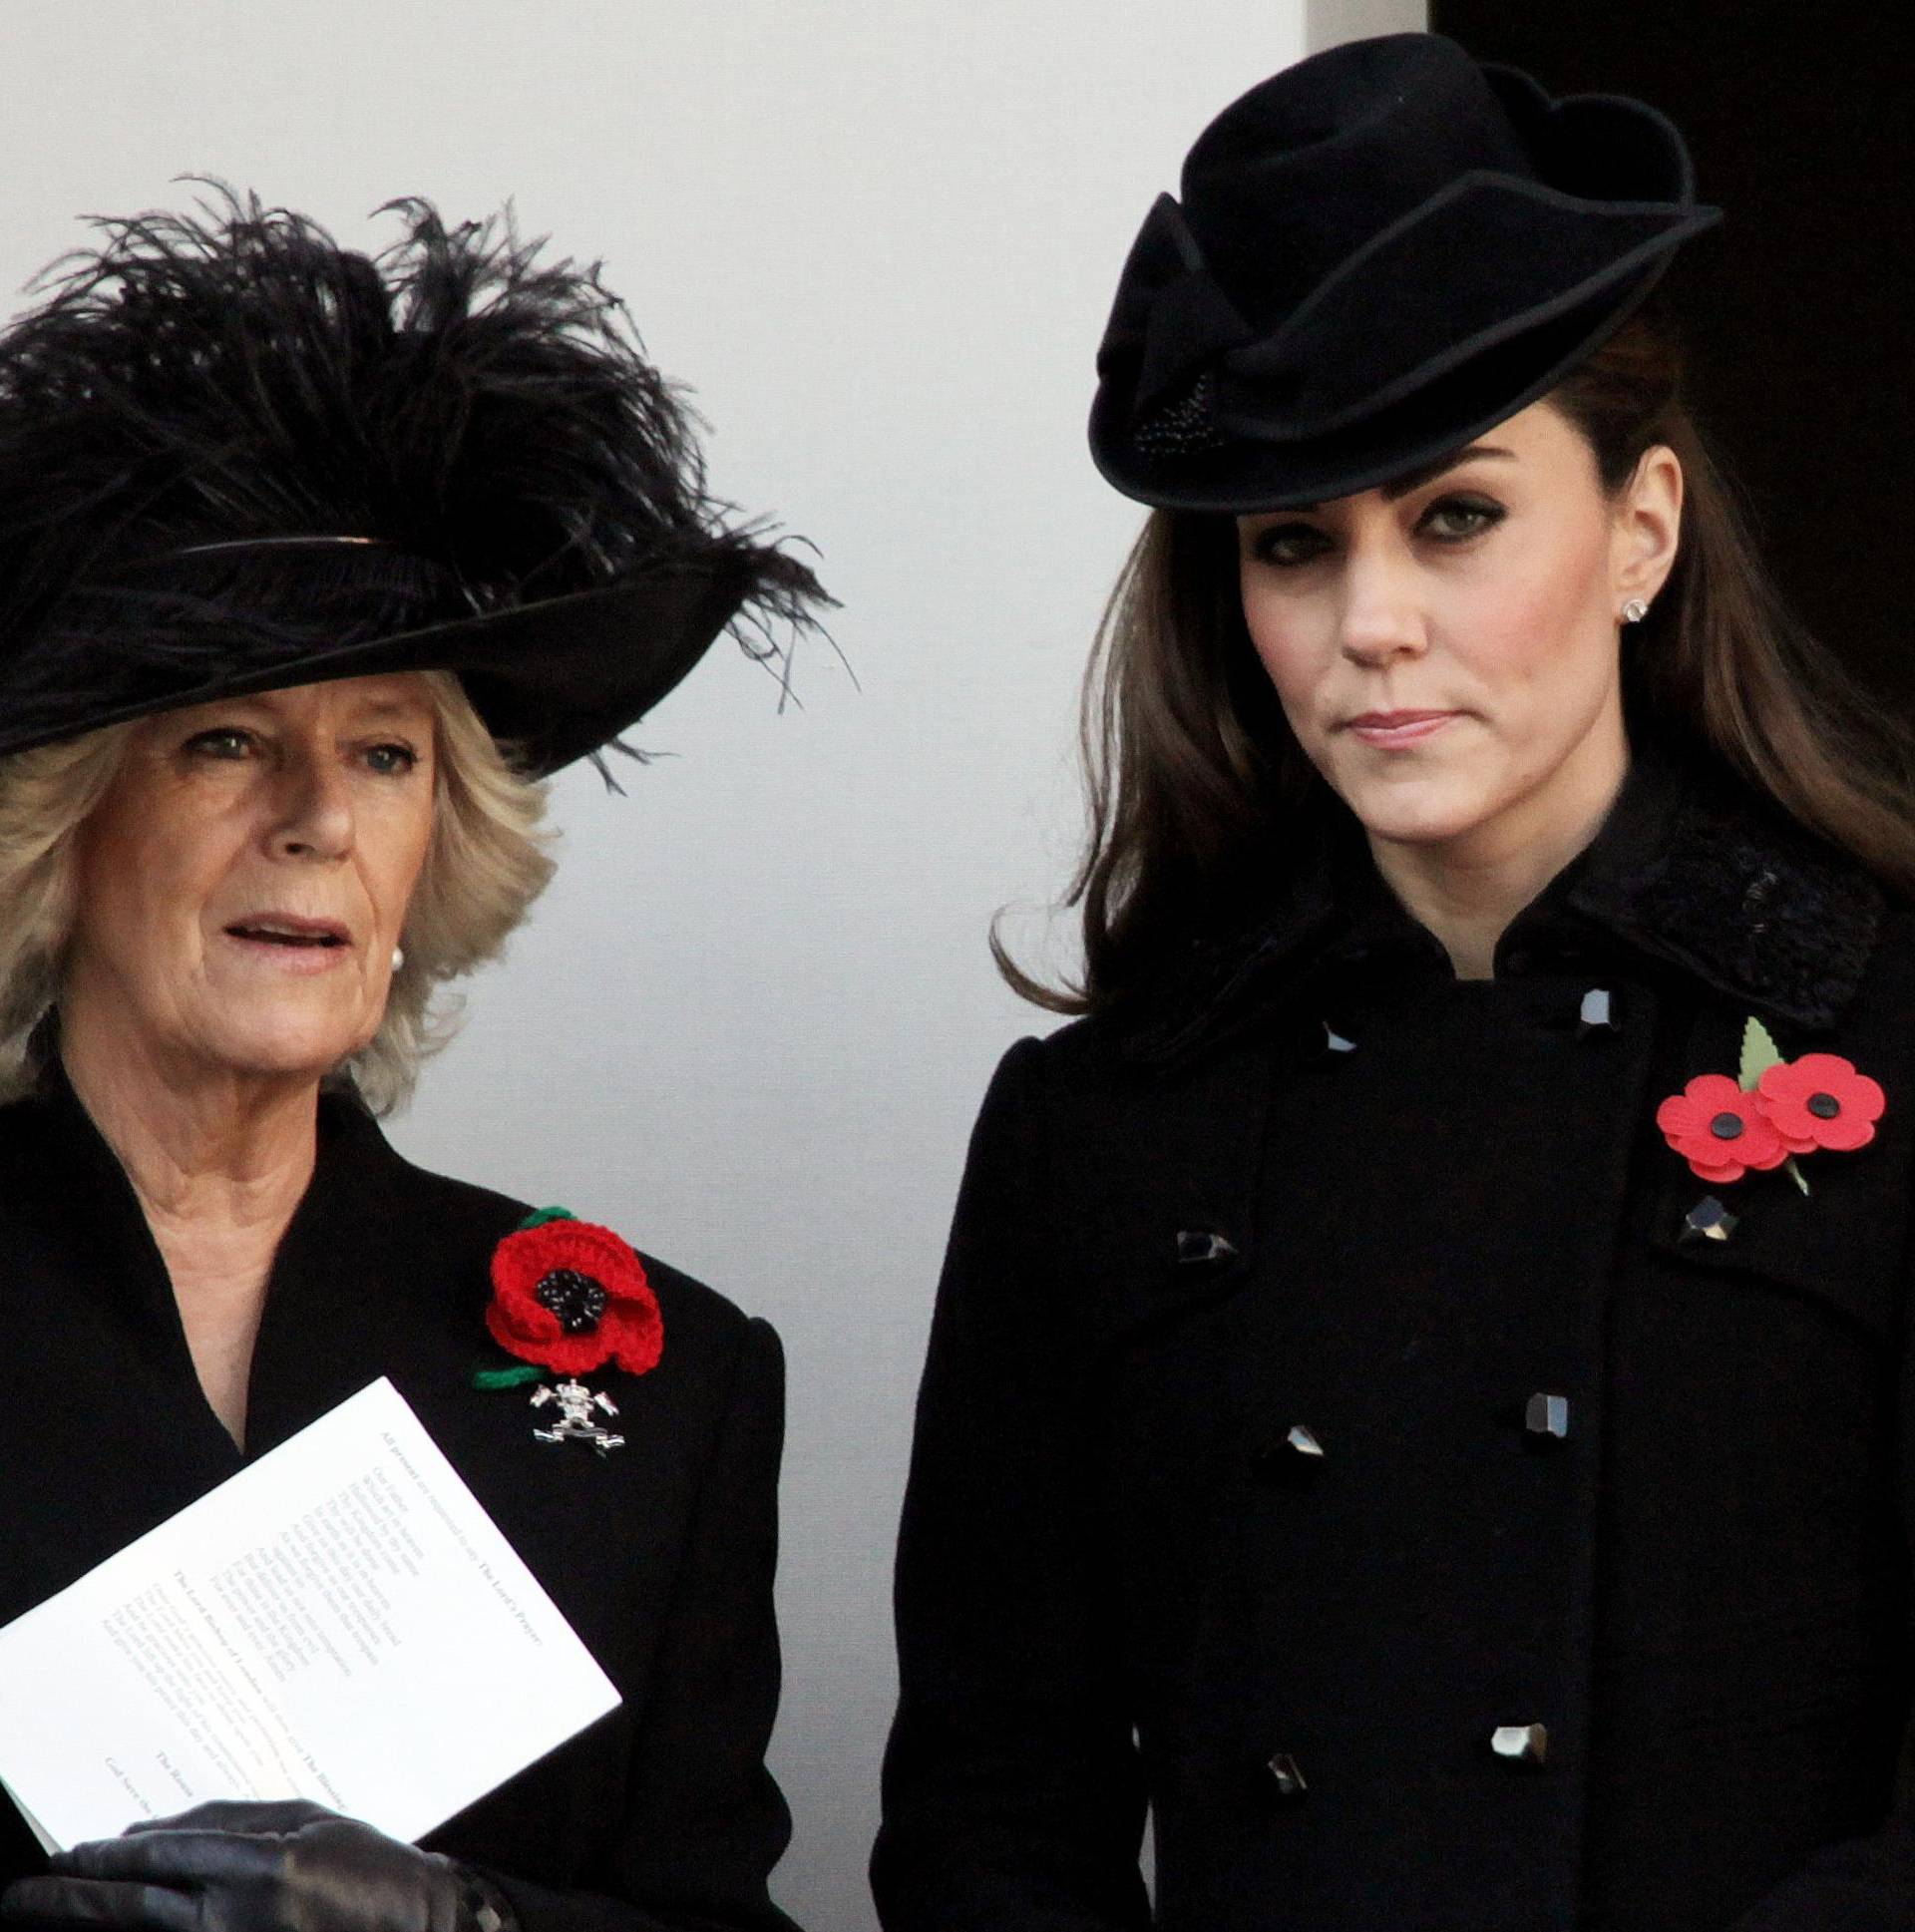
[1682, 1195, 1737, 1243]
[1252, 1421, 1326, 1484]
[1578, 987, 1617, 1033]
[1175, 1229, 1238, 1267]
[1491, 1723, 1548, 1765]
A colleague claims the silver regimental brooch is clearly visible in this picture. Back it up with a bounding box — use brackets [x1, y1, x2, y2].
[530, 1379, 625, 1454]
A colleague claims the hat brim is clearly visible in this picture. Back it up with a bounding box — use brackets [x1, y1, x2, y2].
[0, 558, 757, 778]
[1091, 239, 1697, 515]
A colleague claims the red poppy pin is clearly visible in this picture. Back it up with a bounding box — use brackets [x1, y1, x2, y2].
[474, 1206, 662, 1453]
[1657, 1017, 1884, 1195]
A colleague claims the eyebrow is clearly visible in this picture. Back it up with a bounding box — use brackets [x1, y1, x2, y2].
[175, 693, 433, 730]
[1284, 444, 1518, 513]
[349, 697, 434, 723]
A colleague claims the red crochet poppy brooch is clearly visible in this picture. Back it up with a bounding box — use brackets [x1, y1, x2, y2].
[1657, 1017, 1884, 1193]
[485, 1206, 661, 1377]
[474, 1204, 661, 1417]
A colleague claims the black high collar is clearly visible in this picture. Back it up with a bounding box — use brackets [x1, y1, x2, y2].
[1135, 740, 1886, 1059]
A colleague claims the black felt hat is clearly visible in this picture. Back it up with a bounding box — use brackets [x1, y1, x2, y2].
[1089, 33, 1721, 513]
[0, 192, 825, 777]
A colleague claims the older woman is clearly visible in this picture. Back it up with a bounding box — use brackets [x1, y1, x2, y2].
[876, 34, 1915, 1932]
[0, 196, 820, 1932]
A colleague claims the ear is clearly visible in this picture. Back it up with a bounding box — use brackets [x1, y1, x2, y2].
[1611, 443, 1684, 614]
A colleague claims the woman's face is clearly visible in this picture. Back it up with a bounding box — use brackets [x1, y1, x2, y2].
[1237, 399, 1681, 852]
[65, 673, 438, 1088]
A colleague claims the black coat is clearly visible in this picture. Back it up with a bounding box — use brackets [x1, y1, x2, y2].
[0, 1066, 798, 1932]
[874, 745, 1915, 1930]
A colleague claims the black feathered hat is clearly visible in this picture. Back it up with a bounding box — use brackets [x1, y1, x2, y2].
[1090, 33, 1721, 512]
[0, 190, 825, 776]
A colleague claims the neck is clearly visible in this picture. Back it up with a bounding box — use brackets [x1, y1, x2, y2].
[1366, 720, 1631, 980]
[58, 1005, 322, 1451]
[59, 1015, 320, 1224]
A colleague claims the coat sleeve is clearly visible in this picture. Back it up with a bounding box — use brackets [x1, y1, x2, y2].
[473, 1317, 801, 1932]
[872, 1038, 1151, 1931]
[1727, 1263, 1915, 1926]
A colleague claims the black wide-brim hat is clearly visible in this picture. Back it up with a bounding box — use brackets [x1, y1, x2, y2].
[0, 193, 824, 777]
[0, 552, 793, 781]
[1089, 33, 1722, 513]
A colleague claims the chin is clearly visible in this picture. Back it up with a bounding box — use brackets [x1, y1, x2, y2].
[196, 1006, 376, 1085]
[204, 1040, 356, 1084]
[1337, 771, 1498, 848]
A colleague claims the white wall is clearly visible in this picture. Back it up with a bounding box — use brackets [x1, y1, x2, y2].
[1310, 0, 1430, 43]
[0, 4, 1418, 1925]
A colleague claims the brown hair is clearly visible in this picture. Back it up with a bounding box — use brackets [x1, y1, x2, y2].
[1001, 313, 1915, 1015]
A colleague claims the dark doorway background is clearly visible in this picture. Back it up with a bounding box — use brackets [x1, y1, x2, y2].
[1431, 3, 1915, 705]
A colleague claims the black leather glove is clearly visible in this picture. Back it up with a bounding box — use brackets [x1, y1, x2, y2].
[0, 1801, 512, 1932]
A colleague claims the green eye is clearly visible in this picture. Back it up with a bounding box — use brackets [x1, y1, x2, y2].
[1421, 497, 1504, 541]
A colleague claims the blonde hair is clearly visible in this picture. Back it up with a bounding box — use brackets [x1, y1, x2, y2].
[0, 670, 556, 1112]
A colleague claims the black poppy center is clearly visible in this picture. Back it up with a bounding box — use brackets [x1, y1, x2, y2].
[1710, 1111, 1745, 1140]
[1807, 1091, 1841, 1120]
[536, 1268, 608, 1335]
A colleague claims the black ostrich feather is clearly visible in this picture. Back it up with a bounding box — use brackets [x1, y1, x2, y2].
[0, 186, 826, 767]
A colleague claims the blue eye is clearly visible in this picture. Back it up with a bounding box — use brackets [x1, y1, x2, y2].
[365, 742, 419, 776]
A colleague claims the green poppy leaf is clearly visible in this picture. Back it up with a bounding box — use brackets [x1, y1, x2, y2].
[1739, 1015, 1786, 1089]
[472, 1362, 549, 1390]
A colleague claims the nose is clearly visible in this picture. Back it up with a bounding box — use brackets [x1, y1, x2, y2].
[268, 746, 353, 862]
[1336, 534, 1428, 668]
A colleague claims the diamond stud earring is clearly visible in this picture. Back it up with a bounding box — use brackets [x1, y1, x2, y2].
[1621, 597, 1650, 623]
[391, 946, 406, 971]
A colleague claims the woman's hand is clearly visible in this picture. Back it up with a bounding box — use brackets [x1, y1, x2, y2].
[0, 1801, 508, 1932]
